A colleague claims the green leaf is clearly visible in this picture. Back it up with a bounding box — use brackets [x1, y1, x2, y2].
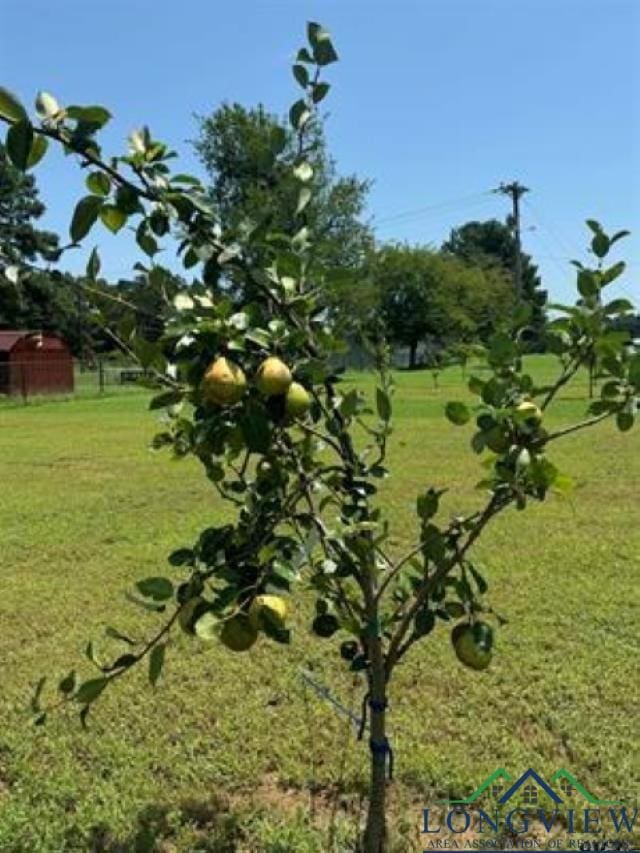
[100, 204, 127, 233]
[414, 608, 435, 638]
[376, 387, 392, 421]
[603, 298, 634, 316]
[416, 488, 440, 521]
[445, 401, 471, 426]
[149, 389, 184, 410]
[296, 186, 312, 215]
[0, 86, 28, 123]
[26, 134, 48, 169]
[74, 677, 108, 704]
[591, 231, 609, 259]
[467, 564, 488, 594]
[601, 261, 625, 286]
[291, 225, 309, 249]
[240, 401, 272, 454]
[488, 332, 517, 367]
[136, 224, 158, 257]
[292, 64, 309, 87]
[70, 195, 103, 242]
[468, 375, 485, 395]
[609, 229, 630, 246]
[86, 247, 100, 280]
[311, 82, 330, 103]
[289, 99, 311, 130]
[136, 576, 174, 601]
[86, 171, 111, 196]
[421, 524, 446, 564]
[340, 388, 361, 418]
[577, 270, 599, 298]
[148, 644, 165, 686]
[66, 105, 111, 128]
[115, 184, 141, 215]
[168, 548, 195, 567]
[307, 22, 339, 65]
[585, 219, 602, 235]
[296, 47, 314, 64]
[6, 120, 33, 170]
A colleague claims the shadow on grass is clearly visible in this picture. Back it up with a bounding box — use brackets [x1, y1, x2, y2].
[72, 786, 365, 853]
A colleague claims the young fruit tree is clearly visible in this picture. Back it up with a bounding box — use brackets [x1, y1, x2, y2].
[2, 23, 638, 853]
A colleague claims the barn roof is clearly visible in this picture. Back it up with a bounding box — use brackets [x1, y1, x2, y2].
[0, 330, 69, 353]
[0, 331, 27, 352]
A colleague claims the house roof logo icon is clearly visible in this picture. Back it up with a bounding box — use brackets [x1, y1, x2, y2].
[498, 768, 562, 804]
[439, 767, 623, 806]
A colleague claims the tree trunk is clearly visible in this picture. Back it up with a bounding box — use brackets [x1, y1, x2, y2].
[363, 636, 388, 852]
[409, 341, 417, 370]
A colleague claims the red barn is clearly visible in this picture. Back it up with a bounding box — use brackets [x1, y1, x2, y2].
[0, 331, 74, 397]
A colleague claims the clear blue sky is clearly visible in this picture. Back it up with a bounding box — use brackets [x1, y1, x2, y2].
[2, 0, 638, 307]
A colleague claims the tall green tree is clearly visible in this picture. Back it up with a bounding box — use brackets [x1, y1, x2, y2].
[0, 144, 98, 352]
[373, 244, 513, 368]
[442, 218, 547, 346]
[193, 102, 373, 310]
[0, 142, 59, 266]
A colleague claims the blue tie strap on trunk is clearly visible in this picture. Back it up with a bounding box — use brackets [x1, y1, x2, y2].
[369, 737, 394, 780]
[359, 694, 390, 741]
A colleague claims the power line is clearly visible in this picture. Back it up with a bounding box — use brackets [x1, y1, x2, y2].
[523, 198, 584, 260]
[373, 189, 494, 226]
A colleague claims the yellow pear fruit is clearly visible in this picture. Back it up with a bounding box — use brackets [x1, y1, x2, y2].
[285, 382, 311, 418]
[201, 356, 246, 406]
[513, 400, 542, 429]
[219, 615, 258, 652]
[249, 594, 288, 631]
[255, 356, 292, 397]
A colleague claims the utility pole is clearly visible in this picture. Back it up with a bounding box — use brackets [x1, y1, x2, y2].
[494, 181, 529, 305]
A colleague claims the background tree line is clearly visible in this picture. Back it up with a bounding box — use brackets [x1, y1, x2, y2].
[1, 108, 635, 363]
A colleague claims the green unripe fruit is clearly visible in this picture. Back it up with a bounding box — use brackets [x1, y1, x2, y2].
[178, 597, 208, 635]
[220, 615, 258, 652]
[312, 613, 340, 638]
[249, 594, 288, 631]
[201, 356, 246, 406]
[256, 356, 292, 396]
[285, 381, 311, 418]
[452, 622, 493, 671]
[484, 425, 511, 454]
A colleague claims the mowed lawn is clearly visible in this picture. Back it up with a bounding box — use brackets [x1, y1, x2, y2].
[0, 356, 638, 851]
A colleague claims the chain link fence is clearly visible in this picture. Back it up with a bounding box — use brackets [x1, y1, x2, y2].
[0, 352, 604, 404]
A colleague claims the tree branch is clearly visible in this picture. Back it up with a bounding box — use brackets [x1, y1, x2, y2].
[385, 493, 508, 677]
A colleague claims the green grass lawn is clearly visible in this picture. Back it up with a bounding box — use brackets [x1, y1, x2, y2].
[0, 355, 638, 851]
